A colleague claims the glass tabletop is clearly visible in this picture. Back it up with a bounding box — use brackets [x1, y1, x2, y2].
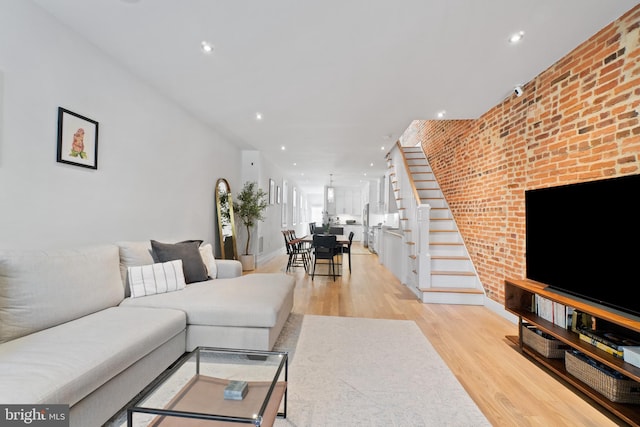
[127, 347, 288, 427]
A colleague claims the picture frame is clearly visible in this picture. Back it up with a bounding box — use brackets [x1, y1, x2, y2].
[276, 185, 281, 204]
[57, 107, 99, 169]
[269, 179, 275, 205]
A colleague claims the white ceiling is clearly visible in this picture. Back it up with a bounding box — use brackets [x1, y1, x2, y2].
[32, 0, 638, 194]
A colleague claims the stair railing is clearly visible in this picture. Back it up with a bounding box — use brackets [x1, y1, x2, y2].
[387, 143, 432, 292]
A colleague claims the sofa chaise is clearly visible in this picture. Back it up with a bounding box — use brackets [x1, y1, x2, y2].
[0, 240, 295, 427]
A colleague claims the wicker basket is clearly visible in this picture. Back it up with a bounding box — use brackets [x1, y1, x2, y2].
[565, 350, 640, 404]
[522, 326, 567, 359]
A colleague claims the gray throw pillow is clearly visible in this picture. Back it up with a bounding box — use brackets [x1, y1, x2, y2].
[150, 240, 208, 284]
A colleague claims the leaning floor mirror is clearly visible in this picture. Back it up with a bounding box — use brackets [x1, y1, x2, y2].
[215, 178, 238, 260]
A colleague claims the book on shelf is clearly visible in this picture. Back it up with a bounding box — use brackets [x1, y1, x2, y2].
[534, 295, 567, 328]
[566, 307, 574, 329]
[571, 311, 593, 334]
[578, 328, 640, 351]
[554, 301, 567, 328]
[578, 332, 624, 358]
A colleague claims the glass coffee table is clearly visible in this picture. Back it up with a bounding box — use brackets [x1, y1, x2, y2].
[127, 347, 288, 427]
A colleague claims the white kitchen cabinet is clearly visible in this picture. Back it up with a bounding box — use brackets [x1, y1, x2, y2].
[335, 188, 362, 215]
[343, 225, 363, 242]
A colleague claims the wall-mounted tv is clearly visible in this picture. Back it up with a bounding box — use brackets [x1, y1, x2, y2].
[525, 174, 640, 318]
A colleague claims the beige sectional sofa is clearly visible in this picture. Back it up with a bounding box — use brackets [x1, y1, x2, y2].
[0, 241, 295, 427]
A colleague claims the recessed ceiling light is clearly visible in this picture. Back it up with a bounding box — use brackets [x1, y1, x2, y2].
[436, 110, 446, 119]
[200, 41, 214, 54]
[370, 162, 374, 167]
[509, 31, 525, 44]
[293, 162, 297, 166]
[380, 146, 385, 151]
[255, 112, 262, 120]
[281, 146, 286, 151]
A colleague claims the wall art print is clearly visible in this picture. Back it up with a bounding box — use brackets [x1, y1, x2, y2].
[56, 107, 99, 169]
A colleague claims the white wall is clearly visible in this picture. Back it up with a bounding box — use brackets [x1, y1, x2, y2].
[0, 1, 242, 250]
[254, 153, 310, 266]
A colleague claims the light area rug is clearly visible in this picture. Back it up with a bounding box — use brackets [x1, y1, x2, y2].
[274, 315, 490, 427]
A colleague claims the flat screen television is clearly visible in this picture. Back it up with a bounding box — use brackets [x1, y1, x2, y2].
[525, 174, 640, 318]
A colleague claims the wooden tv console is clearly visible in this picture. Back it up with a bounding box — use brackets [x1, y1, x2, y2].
[505, 278, 640, 426]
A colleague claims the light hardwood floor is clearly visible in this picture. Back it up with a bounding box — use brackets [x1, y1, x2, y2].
[252, 242, 627, 427]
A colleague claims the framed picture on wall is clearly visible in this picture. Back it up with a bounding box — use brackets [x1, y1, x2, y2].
[276, 186, 281, 204]
[269, 179, 275, 205]
[56, 107, 99, 169]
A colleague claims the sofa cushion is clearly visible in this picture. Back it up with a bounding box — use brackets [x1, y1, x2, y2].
[119, 273, 295, 328]
[117, 241, 155, 296]
[128, 260, 186, 298]
[0, 306, 186, 405]
[0, 245, 124, 344]
[199, 243, 218, 279]
[151, 240, 209, 284]
[215, 259, 243, 279]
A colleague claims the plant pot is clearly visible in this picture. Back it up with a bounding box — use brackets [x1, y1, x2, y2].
[239, 254, 255, 271]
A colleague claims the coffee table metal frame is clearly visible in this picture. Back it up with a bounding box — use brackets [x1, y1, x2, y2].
[126, 346, 288, 427]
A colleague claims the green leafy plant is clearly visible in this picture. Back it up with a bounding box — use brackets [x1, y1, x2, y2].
[233, 181, 268, 255]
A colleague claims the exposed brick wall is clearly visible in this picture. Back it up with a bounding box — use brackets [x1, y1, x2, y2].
[409, 5, 640, 305]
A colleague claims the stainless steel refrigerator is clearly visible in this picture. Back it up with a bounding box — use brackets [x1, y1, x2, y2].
[362, 203, 369, 248]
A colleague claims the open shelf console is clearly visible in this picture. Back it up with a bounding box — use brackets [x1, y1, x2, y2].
[505, 278, 640, 426]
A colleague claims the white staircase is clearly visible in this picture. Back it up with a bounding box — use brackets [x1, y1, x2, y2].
[386, 143, 484, 305]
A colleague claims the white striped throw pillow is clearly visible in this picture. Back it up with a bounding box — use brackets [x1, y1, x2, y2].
[127, 259, 186, 298]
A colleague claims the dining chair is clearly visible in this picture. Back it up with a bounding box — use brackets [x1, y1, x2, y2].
[282, 230, 308, 272]
[340, 231, 355, 273]
[291, 229, 312, 264]
[311, 234, 338, 280]
[329, 226, 344, 235]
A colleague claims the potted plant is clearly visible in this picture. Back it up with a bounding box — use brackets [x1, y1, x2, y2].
[233, 181, 268, 271]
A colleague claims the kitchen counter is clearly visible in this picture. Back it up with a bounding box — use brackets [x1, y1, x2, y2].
[333, 224, 364, 241]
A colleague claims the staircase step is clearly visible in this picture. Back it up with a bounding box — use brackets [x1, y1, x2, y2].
[420, 198, 447, 208]
[429, 207, 452, 218]
[421, 287, 483, 294]
[430, 243, 467, 257]
[429, 231, 462, 243]
[430, 219, 456, 230]
[430, 273, 478, 287]
[432, 270, 475, 276]
[432, 256, 473, 270]
[432, 255, 468, 260]
[419, 287, 484, 305]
